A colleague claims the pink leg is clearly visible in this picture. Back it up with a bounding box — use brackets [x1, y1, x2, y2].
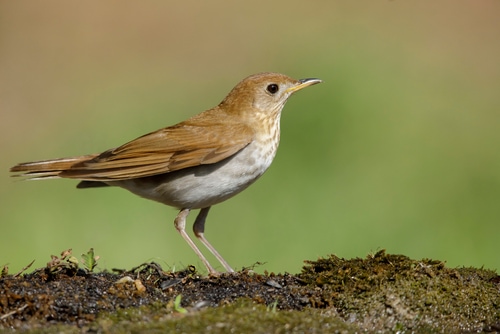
[174, 208, 216, 274]
[193, 207, 234, 273]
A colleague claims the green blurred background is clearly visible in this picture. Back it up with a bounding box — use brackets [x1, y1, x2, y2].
[1, 1, 499, 274]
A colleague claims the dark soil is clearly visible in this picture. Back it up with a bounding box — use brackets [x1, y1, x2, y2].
[1, 250, 499, 333]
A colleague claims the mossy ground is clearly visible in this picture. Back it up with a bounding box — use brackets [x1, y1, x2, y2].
[1, 250, 499, 333]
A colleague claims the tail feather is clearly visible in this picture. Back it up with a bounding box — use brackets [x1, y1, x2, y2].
[10, 154, 99, 180]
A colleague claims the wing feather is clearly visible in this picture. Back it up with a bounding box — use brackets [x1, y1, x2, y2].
[59, 120, 254, 181]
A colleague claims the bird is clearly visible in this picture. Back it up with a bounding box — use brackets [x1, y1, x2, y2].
[10, 72, 322, 274]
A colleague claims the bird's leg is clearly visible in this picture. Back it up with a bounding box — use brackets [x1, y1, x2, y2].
[193, 207, 235, 273]
[174, 208, 216, 274]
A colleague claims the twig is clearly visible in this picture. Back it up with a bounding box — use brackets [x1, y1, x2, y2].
[14, 260, 35, 277]
[0, 304, 28, 320]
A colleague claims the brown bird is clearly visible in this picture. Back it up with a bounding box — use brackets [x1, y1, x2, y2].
[10, 72, 322, 274]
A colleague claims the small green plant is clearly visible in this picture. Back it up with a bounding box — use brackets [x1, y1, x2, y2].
[45, 248, 100, 275]
[173, 295, 187, 314]
[267, 300, 278, 313]
[81, 248, 99, 272]
[46, 249, 79, 274]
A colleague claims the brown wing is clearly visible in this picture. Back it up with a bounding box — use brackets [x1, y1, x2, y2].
[58, 119, 254, 181]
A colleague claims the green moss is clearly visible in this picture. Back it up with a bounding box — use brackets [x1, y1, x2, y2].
[88, 299, 355, 333]
[300, 250, 500, 332]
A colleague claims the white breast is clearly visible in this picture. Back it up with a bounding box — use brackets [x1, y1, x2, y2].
[112, 129, 281, 209]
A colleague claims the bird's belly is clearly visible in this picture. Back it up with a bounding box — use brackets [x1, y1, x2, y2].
[110, 142, 276, 209]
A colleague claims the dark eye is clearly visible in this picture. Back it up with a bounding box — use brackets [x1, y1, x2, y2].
[266, 84, 279, 94]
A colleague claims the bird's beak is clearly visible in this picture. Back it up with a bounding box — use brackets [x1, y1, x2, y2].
[286, 78, 322, 94]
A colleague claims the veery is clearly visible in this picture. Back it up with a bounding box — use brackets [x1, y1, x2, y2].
[10, 72, 322, 274]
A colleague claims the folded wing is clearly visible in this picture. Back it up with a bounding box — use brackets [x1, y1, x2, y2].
[11, 118, 254, 182]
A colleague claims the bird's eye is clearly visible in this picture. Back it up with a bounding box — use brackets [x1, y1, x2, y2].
[266, 84, 279, 94]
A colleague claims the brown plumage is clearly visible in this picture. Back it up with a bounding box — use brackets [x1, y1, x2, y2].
[10, 72, 321, 274]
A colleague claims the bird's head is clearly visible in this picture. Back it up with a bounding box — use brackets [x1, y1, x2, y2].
[220, 72, 322, 119]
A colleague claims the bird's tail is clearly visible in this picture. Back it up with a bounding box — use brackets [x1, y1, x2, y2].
[10, 154, 98, 180]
